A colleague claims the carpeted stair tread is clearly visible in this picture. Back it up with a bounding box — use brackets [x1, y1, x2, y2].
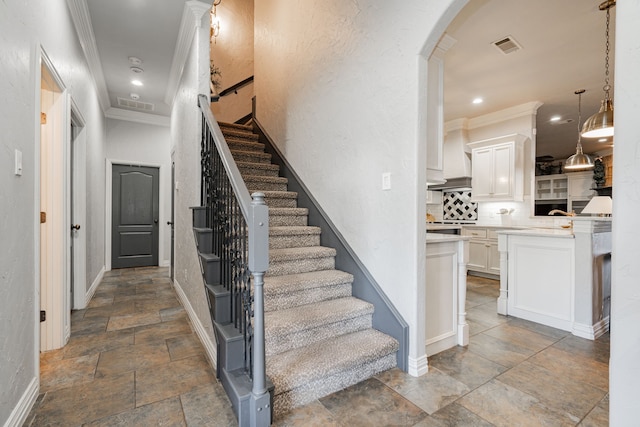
[262, 191, 299, 208]
[269, 208, 309, 217]
[237, 161, 280, 175]
[269, 225, 319, 237]
[265, 297, 372, 337]
[267, 329, 399, 394]
[218, 121, 253, 132]
[264, 270, 353, 295]
[225, 138, 265, 152]
[229, 149, 271, 163]
[220, 128, 260, 141]
[269, 246, 336, 263]
[244, 175, 289, 185]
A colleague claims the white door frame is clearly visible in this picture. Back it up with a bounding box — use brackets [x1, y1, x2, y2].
[105, 159, 165, 271]
[70, 98, 88, 310]
[39, 48, 72, 351]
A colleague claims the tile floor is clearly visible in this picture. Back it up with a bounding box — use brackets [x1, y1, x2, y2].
[24, 268, 609, 426]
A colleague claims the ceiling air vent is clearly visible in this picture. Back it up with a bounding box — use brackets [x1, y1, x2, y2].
[492, 36, 522, 55]
[117, 97, 155, 112]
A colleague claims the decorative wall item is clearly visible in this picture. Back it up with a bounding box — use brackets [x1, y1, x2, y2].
[443, 191, 478, 221]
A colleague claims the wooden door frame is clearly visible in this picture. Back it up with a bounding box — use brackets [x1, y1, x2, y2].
[105, 159, 165, 272]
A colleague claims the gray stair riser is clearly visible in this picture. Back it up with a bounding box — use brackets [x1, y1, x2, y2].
[192, 207, 207, 228]
[264, 283, 351, 312]
[247, 182, 288, 192]
[272, 353, 397, 417]
[239, 166, 280, 178]
[215, 323, 246, 373]
[266, 257, 335, 277]
[269, 215, 308, 227]
[206, 284, 231, 324]
[265, 314, 372, 356]
[194, 229, 213, 253]
[231, 151, 272, 164]
[226, 139, 265, 153]
[269, 234, 319, 249]
[200, 255, 221, 285]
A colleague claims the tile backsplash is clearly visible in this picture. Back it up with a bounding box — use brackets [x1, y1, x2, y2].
[443, 191, 478, 221]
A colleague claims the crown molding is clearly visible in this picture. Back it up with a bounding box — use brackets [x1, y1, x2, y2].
[105, 108, 170, 127]
[66, 0, 110, 112]
[467, 101, 544, 130]
[444, 118, 469, 133]
[164, 1, 211, 106]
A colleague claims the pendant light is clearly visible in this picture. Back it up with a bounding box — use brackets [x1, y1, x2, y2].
[566, 89, 595, 171]
[582, 0, 615, 138]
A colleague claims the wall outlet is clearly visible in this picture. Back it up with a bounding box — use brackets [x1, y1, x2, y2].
[382, 172, 391, 190]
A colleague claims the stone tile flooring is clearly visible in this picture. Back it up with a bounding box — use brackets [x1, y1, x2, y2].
[24, 268, 609, 426]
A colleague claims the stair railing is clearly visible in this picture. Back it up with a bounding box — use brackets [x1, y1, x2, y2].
[198, 94, 271, 424]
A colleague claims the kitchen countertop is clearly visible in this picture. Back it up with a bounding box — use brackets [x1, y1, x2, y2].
[426, 224, 463, 231]
[496, 227, 574, 238]
[426, 233, 470, 243]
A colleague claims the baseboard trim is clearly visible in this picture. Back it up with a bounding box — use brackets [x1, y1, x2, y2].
[407, 355, 428, 377]
[160, 260, 171, 267]
[3, 376, 38, 427]
[573, 317, 610, 340]
[85, 266, 105, 307]
[173, 279, 217, 370]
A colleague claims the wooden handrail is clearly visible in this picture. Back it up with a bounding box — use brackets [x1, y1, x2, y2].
[219, 76, 254, 97]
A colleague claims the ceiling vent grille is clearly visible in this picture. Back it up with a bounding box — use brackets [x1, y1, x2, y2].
[492, 36, 522, 54]
[117, 97, 155, 112]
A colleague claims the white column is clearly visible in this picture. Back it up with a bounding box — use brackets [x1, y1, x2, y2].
[497, 233, 508, 315]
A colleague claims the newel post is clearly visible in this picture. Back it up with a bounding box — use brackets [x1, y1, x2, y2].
[248, 192, 270, 426]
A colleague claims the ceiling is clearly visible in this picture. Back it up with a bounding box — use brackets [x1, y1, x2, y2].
[85, 0, 191, 117]
[80, 0, 615, 160]
[442, 0, 616, 161]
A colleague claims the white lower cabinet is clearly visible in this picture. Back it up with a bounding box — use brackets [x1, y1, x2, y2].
[463, 227, 502, 277]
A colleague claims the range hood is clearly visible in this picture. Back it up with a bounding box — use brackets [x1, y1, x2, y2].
[429, 121, 472, 191]
[429, 176, 472, 191]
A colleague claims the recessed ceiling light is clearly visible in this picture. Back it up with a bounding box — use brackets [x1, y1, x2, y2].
[131, 79, 143, 86]
[550, 116, 561, 122]
[472, 97, 483, 104]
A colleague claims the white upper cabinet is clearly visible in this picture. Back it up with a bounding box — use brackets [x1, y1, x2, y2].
[468, 134, 527, 202]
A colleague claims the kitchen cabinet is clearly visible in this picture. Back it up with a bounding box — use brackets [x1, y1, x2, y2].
[535, 174, 568, 200]
[567, 171, 595, 213]
[468, 134, 527, 202]
[462, 227, 501, 277]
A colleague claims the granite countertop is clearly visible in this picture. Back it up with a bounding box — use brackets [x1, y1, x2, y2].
[426, 224, 463, 231]
[426, 233, 470, 243]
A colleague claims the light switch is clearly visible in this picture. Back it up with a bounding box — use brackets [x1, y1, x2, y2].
[382, 172, 391, 190]
[15, 149, 22, 176]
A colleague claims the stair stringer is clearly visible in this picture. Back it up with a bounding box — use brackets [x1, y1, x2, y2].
[190, 207, 275, 426]
[252, 118, 410, 372]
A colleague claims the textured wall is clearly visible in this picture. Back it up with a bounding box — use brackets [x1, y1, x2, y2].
[105, 119, 172, 266]
[0, 0, 106, 423]
[171, 11, 216, 349]
[610, 1, 640, 424]
[210, 0, 254, 123]
[254, 0, 463, 366]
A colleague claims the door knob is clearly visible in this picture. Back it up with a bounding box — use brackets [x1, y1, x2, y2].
[167, 221, 174, 225]
[154, 219, 158, 224]
[71, 224, 81, 231]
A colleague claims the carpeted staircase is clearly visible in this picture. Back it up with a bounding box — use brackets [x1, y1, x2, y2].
[217, 121, 399, 416]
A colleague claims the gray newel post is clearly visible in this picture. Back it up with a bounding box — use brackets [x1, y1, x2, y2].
[248, 192, 271, 426]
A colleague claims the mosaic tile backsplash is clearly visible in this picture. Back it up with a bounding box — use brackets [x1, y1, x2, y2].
[443, 191, 478, 221]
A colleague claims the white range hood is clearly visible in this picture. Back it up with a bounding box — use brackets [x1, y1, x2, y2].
[429, 119, 472, 190]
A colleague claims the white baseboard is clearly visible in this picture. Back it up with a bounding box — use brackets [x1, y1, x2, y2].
[173, 279, 217, 369]
[85, 266, 105, 306]
[3, 376, 38, 427]
[160, 260, 171, 267]
[407, 355, 428, 377]
[573, 317, 610, 340]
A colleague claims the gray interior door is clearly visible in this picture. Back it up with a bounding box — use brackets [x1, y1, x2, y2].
[112, 164, 159, 268]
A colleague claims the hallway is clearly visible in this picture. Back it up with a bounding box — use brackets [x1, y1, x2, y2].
[25, 269, 609, 426]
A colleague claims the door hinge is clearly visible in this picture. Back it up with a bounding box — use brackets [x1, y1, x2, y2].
[41, 112, 47, 124]
[40, 310, 46, 322]
[40, 212, 46, 223]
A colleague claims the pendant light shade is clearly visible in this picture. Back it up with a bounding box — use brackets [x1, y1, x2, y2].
[582, 0, 615, 138]
[581, 99, 614, 138]
[566, 89, 594, 171]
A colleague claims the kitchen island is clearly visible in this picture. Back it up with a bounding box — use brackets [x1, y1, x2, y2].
[497, 218, 611, 339]
[425, 233, 470, 357]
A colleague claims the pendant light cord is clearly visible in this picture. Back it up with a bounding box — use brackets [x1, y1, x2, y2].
[603, 6, 611, 100]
